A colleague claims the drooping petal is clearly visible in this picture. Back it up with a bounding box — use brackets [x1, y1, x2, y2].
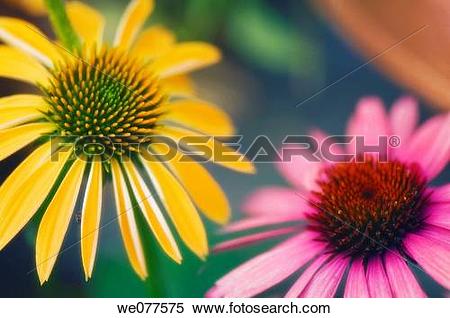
[430, 184, 450, 203]
[346, 97, 390, 155]
[161, 99, 235, 136]
[114, 0, 154, 49]
[0, 94, 48, 110]
[366, 255, 393, 297]
[285, 254, 329, 298]
[35, 159, 86, 284]
[122, 160, 181, 263]
[161, 75, 196, 97]
[384, 251, 426, 297]
[424, 202, 450, 230]
[389, 96, 418, 145]
[221, 215, 303, 234]
[397, 113, 450, 180]
[66, 1, 105, 47]
[156, 126, 255, 174]
[419, 225, 450, 245]
[140, 156, 208, 259]
[208, 232, 322, 298]
[132, 25, 175, 60]
[80, 160, 103, 280]
[0, 107, 45, 130]
[241, 186, 310, 218]
[0, 45, 50, 84]
[404, 232, 450, 289]
[0, 144, 71, 250]
[111, 159, 148, 279]
[276, 148, 323, 191]
[152, 145, 230, 224]
[152, 42, 221, 78]
[302, 255, 349, 298]
[0, 17, 64, 66]
[213, 227, 297, 253]
[310, 128, 345, 157]
[0, 122, 56, 161]
[344, 258, 369, 298]
[0, 142, 51, 201]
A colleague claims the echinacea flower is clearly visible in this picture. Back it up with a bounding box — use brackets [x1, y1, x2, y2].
[0, 0, 254, 284]
[208, 96, 450, 297]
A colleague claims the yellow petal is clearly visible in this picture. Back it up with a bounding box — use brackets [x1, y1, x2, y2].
[0, 122, 56, 161]
[36, 159, 86, 284]
[161, 75, 196, 97]
[123, 160, 181, 263]
[114, 0, 154, 49]
[0, 142, 51, 203]
[0, 94, 48, 110]
[0, 45, 50, 84]
[153, 144, 230, 224]
[161, 99, 235, 135]
[156, 126, 256, 174]
[14, 0, 47, 16]
[132, 25, 175, 60]
[80, 160, 103, 280]
[0, 17, 64, 66]
[111, 159, 148, 279]
[140, 155, 208, 259]
[0, 145, 71, 251]
[66, 1, 105, 47]
[0, 107, 45, 130]
[152, 42, 221, 78]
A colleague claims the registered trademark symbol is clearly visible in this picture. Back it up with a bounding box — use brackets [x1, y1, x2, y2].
[389, 135, 401, 148]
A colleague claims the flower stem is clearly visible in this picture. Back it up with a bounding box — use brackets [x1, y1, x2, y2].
[44, 0, 81, 52]
[141, 233, 168, 297]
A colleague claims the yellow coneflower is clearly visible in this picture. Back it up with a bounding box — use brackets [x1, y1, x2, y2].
[0, 0, 254, 284]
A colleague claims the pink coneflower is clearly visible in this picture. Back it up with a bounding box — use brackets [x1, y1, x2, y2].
[207, 96, 450, 298]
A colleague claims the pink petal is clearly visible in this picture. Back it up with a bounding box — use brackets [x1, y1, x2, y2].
[205, 286, 219, 298]
[301, 255, 349, 298]
[384, 251, 426, 297]
[366, 255, 393, 297]
[397, 113, 450, 180]
[403, 232, 450, 289]
[430, 184, 450, 203]
[389, 96, 419, 145]
[344, 258, 369, 298]
[241, 186, 310, 218]
[208, 231, 323, 297]
[285, 254, 330, 298]
[276, 147, 323, 192]
[417, 225, 450, 246]
[221, 214, 302, 234]
[424, 202, 450, 230]
[310, 128, 329, 144]
[213, 227, 297, 253]
[346, 97, 390, 155]
[310, 128, 345, 157]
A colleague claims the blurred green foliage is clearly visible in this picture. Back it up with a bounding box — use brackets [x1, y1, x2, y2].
[225, 0, 321, 77]
[92, 0, 323, 78]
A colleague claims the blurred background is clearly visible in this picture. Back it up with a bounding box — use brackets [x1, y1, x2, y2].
[0, 0, 448, 297]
